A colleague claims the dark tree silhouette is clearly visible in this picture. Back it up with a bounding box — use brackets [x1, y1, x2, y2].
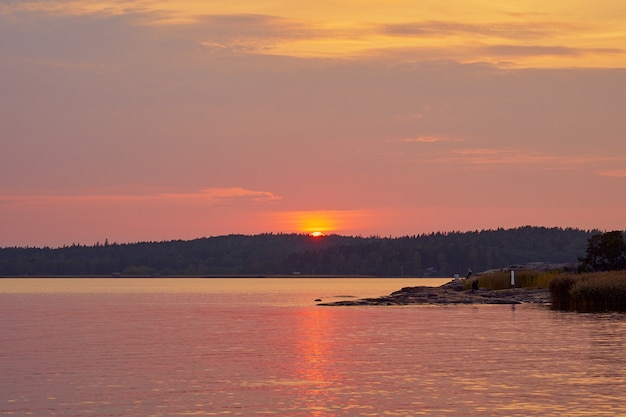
[579, 231, 626, 272]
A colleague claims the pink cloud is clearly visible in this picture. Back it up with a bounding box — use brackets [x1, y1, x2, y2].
[445, 148, 626, 167]
[401, 136, 442, 143]
[394, 112, 425, 121]
[400, 136, 464, 144]
[0, 188, 282, 208]
[160, 188, 282, 203]
[597, 169, 626, 177]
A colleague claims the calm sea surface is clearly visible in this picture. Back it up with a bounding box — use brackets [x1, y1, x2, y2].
[2, 278, 626, 416]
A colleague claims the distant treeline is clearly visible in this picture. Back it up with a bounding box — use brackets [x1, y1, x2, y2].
[0, 227, 597, 277]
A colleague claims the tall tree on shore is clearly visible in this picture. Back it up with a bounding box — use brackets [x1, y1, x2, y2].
[579, 231, 626, 272]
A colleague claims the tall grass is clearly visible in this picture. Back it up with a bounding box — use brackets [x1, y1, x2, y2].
[549, 271, 626, 312]
[548, 274, 577, 310]
[461, 269, 626, 312]
[463, 270, 558, 290]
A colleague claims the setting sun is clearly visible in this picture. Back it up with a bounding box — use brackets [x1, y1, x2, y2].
[268, 209, 376, 237]
[301, 213, 333, 235]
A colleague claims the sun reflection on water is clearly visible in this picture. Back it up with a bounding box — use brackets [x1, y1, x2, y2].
[292, 308, 339, 415]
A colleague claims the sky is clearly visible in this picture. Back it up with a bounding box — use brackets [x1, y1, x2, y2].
[1, 0, 626, 247]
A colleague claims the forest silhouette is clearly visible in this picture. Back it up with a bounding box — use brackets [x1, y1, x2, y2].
[1, 227, 598, 277]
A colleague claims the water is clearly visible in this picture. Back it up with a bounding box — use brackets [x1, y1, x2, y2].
[2, 278, 626, 416]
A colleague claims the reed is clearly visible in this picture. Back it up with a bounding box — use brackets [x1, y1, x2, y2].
[460, 270, 626, 312]
[463, 270, 557, 291]
[549, 271, 626, 312]
[548, 274, 578, 310]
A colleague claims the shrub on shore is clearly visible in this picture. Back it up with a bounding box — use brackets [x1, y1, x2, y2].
[549, 271, 626, 312]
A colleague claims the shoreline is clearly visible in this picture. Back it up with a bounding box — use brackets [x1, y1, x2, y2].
[318, 279, 551, 306]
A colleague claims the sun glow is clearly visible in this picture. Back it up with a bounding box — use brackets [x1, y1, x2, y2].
[301, 214, 334, 235]
[269, 209, 378, 237]
[271, 210, 338, 235]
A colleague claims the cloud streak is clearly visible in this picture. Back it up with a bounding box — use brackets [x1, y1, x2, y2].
[0, 188, 282, 206]
[481, 44, 625, 58]
[443, 148, 626, 168]
[400, 136, 463, 144]
[597, 169, 626, 178]
[380, 20, 559, 40]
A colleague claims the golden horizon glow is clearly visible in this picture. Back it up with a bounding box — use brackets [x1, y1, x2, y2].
[300, 213, 334, 234]
[269, 209, 377, 235]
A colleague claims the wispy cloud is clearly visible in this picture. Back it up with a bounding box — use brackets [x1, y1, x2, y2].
[380, 20, 558, 41]
[3, 3, 624, 67]
[401, 136, 442, 143]
[400, 136, 463, 144]
[481, 44, 624, 57]
[0, 188, 282, 205]
[191, 188, 282, 203]
[597, 169, 626, 177]
[0, 1, 141, 18]
[444, 148, 626, 168]
[394, 112, 425, 121]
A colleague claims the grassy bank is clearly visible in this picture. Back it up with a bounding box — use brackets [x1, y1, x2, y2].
[463, 270, 626, 312]
[463, 270, 557, 291]
[549, 271, 626, 312]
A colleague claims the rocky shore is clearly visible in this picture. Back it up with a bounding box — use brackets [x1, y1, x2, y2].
[317, 279, 551, 306]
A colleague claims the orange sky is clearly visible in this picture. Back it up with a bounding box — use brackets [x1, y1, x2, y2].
[1, 1, 625, 246]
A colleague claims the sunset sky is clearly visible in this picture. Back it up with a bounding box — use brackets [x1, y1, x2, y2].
[1, 0, 625, 247]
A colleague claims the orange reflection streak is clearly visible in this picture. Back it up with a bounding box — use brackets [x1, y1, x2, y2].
[292, 309, 339, 415]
